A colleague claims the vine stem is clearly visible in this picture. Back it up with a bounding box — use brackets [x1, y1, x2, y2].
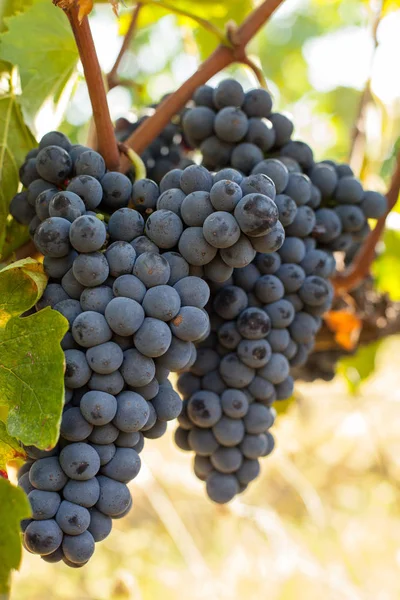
[64, 3, 120, 170]
[333, 150, 400, 294]
[242, 56, 268, 89]
[107, 3, 142, 90]
[348, 0, 383, 174]
[119, 0, 286, 171]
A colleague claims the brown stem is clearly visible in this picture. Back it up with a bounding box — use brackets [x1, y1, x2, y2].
[241, 56, 268, 89]
[333, 151, 400, 294]
[64, 4, 120, 170]
[348, 1, 383, 173]
[119, 0, 286, 171]
[107, 3, 142, 90]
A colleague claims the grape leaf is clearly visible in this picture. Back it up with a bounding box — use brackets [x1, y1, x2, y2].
[0, 259, 69, 448]
[0, 258, 47, 325]
[0, 307, 69, 449]
[0, 69, 36, 256]
[0, 0, 79, 120]
[0, 478, 31, 595]
[0, 421, 26, 473]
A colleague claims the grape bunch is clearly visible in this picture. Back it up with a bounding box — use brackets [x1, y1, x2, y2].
[174, 211, 335, 503]
[12, 134, 217, 567]
[10, 70, 389, 563]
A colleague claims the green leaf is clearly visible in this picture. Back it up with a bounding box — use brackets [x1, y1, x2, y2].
[0, 307, 69, 449]
[0, 0, 79, 120]
[337, 341, 381, 395]
[0, 68, 36, 256]
[0, 0, 33, 32]
[372, 229, 400, 301]
[0, 478, 31, 595]
[0, 258, 47, 324]
[0, 216, 30, 262]
[0, 421, 26, 472]
[0, 259, 68, 449]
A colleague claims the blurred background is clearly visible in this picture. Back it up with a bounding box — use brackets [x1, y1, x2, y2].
[9, 0, 400, 598]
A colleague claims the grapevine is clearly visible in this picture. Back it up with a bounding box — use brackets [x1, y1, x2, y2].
[0, 0, 399, 592]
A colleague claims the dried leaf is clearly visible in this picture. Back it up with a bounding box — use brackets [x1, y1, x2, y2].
[78, 0, 93, 20]
[324, 310, 362, 351]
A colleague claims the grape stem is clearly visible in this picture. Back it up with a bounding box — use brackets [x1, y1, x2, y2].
[333, 149, 400, 294]
[107, 3, 142, 90]
[348, 0, 383, 174]
[241, 56, 268, 89]
[63, 3, 120, 170]
[118, 0, 286, 171]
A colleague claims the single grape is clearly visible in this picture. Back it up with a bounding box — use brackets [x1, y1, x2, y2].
[133, 252, 171, 287]
[105, 297, 145, 336]
[108, 208, 144, 242]
[34, 217, 71, 257]
[67, 175, 103, 210]
[69, 215, 106, 253]
[101, 172, 132, 209]
[213, 79, 244, 109]
[75, 150, 105, 180]
[120, 348, 155, 387]
[36, 145, 72, 185]
[72, 311, 112, 348]
[145, 209, 183, 248]
[24, 520, 63, 555]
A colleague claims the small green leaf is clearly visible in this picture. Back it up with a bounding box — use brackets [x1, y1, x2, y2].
[0, 258, 47, 324]
[0, 478, 31, 595]
[0, 307, 68, 449]
[372, 229, 400, 301]
[0, 68, 36, 255]
[337, 341, 381, 395]
[0, 421, 26, 472]
[0, 0, 79, 120]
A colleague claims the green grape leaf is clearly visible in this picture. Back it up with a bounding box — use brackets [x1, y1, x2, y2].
[0, 478, 31, 595]
[0, 0, 79, 120]
[0, 259, 69, 449]
[372, 229, 400, 301]
[0, 307, 69, 449]
[0, 69, 36, 256]
[0, 258, 47, 324]
[0, 421, 26, 473]
[337, 341, 381, 395]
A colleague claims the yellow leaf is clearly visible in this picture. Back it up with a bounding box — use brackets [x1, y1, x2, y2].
[324, 310, 362, 351]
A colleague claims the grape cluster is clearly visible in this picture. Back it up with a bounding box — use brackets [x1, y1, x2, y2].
[13, 133, 216, 567]
[174, 216, 335, 503]
[10, 72, 389, 562]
